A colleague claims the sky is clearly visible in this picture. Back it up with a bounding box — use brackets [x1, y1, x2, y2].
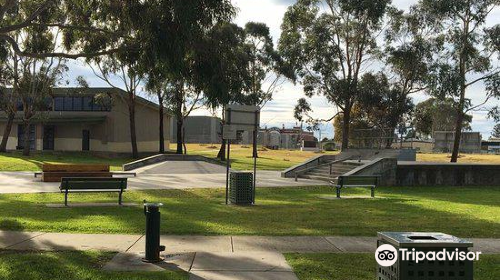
[65, 0, 500, 139]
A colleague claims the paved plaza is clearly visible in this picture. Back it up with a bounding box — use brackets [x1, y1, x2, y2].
[0, 161, 326, 194]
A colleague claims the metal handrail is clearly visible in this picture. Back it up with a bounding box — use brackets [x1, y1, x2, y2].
[294, 157, 352, 181]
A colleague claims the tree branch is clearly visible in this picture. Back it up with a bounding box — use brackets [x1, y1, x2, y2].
[0, 0, 54, 33]
[465, 70, 500, 87]
[29, 23, 128, 39]
[0, 34, 130, 59]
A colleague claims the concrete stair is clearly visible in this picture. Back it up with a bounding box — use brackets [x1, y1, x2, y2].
[299, 161, 363, 182]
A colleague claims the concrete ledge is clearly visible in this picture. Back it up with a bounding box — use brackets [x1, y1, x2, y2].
[123, 154, 225, 171]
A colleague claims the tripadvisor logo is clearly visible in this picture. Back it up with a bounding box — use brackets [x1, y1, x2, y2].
[375, 244, 481, 267]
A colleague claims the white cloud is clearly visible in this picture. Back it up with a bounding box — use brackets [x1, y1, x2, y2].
[64, 0, 499, 139]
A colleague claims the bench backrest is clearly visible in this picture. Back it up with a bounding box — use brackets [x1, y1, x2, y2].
[43, 164, 110, 173]
[338, 176, 379, 186]
[60, 177, 127, 190]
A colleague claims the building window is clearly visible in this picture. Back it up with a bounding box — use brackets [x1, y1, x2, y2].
[63, 97, 73, 110]
[52, 95, 111, 112]
[73, 97, 83, 111]
[83, 97, 93, 111]
[54, 97, 64, 111]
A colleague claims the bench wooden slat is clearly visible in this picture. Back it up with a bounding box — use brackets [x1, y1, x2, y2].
[43, 172, 113, 183]
[43, 164, 110, 172]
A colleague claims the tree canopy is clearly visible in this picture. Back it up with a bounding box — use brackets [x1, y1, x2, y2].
[279, 0, 391, 150]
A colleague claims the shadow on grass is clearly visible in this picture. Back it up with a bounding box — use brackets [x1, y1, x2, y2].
[0, 186, 498, 238]
[0, 249, 187, 280]
[0, 151, 134, 171]
[286, 253, 500, 280]
[378, 186, 500, 208]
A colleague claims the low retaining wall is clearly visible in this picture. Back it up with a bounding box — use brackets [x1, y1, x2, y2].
[344, 158, 398, 186]
[123, 154, 224, 171]
[397, 162, 500, 186]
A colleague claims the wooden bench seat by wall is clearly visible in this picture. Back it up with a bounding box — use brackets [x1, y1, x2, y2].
[41, 164, 112, 182]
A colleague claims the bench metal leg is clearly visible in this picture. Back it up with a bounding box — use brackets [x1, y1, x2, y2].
[336, 186, 341, 199]
[371, 187, 375, 198]
[118, 189, 123, 205]
[64, 189, 68, 206]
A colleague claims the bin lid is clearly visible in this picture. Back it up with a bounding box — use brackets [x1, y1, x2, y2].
[144, 202, 163, 207]
[378, 232, 473, 248]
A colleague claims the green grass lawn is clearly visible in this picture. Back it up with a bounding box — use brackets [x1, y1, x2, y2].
[285, 253, 500, 280]
[0, 186, 499, 237]
[0, 145, 330, 172]
[0, 151, 133, 171]
[0, 250, 187, 280]
[186, 143, 336, 170]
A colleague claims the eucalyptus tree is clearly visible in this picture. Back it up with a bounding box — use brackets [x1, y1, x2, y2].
[0, 0, 138, 153]
[145, 70, 168, 154]
[146, 74, 204, 155]
[333, 72, 414, 148]
[279, 0, 391, 151]
[0, 42, 14, 152]
[139, 1, 235, 155]
[492, 123, 500, 138]
[413, 98, 473, 138]
[243, 22, 292, 107]
[87, 0, 235, 158]
[0, 0, 135, 59]
[415, 0, 500, 162]
[357, 72, 414, 147]
[0, 17, 70, 156]
[194, 22, 253, 160]
[196, 22, 291, 160]
[88, 52, 143, 159]
[17, 58, 67, 156]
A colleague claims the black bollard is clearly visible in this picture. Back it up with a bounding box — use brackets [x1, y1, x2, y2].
[142, 201, 165, 263]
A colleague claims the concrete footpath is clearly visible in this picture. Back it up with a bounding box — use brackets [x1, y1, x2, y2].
[1, 231, 499, 280]
[2, 231, 499, 254]
[0, 170, 325, 194]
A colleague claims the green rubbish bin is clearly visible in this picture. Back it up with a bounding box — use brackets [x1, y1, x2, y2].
[229, 172, 253, 205]
[377, 232, 474, 280]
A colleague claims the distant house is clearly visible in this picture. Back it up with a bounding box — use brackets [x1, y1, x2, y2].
[481, 138, 500, 154]
[0, 87, 170, 154]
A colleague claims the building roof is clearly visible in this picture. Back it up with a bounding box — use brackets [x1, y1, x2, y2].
[4, 87, 163, 111]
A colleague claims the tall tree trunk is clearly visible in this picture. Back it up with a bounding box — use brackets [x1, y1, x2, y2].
[217, 139, 226, 161]
[182, 125, 187, 155]
[451, 20, 469, 163]
[451, 89, 466, 162]
[128, 93, 139, 159]
[0, 111, 15, 152]
[157, 93, 165, 154]
[176, 117, 183, 154]
[341, 107, 351, 151]
[217, 107, 226, 161]
[22, 121, 31, 156]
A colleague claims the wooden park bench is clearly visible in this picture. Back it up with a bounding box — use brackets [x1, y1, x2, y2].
[60, 177, 128, 206]
[332, 175, 380, 198]
[41, 164, 112, 182]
